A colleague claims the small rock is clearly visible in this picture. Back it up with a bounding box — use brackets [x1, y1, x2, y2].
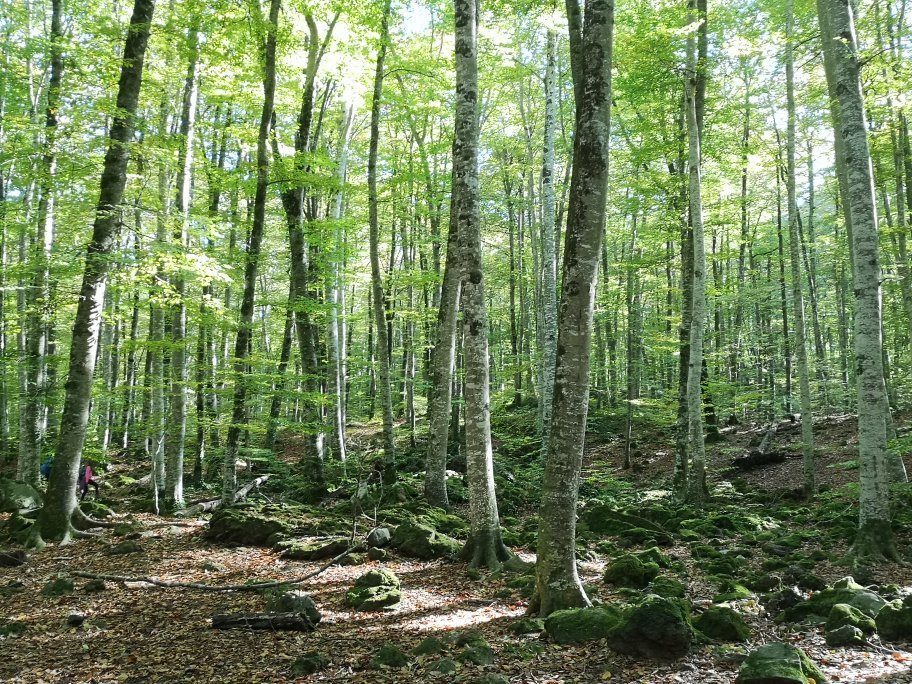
[84, 578, 107, 593]
[826, 603, 875, 635]
[201, 561, 227, 573]
[367, 527, 391, 548]
[694, 606, 750, 642]
[509, 617, 544, 635]
[412, 636, 447, 655]
[66, 612, 86, 628]
[41, 577, 74, 597]
[367, 547, 387, 561]
[457, 641, 495, 666]
[345, 569, 401, 611]
[265, 590, 321, 626]
[290, 651, 328, 676]
[107, 540, 143, 555]
[429, 657, 458, 674]
[370, 643, 408, 669]
[735, 643, 826, 684]
[825, 624, 866, 647]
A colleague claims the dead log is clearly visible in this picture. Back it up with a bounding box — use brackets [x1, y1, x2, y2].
[731, 450, 787, 469]
[0, 550, 26, 567]
[176, 475, 271, 517]
[211, 611, 316, 631]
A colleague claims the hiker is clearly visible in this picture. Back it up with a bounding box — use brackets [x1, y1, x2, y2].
[40, 458, 100, 500]
[78, 464, 100, 500]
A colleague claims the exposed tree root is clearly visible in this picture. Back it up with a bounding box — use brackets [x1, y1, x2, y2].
[460, 530, 513, 570]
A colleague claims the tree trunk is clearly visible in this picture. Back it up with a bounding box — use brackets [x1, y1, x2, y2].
[222, 0, 280, 506]
[785, 0, 814, 498]
[452, 0, 511, 570]
[816, 0, 898, 561]
[368, 0, 396, 483]
[534, 0, 613, 617]
[35, 0, 155, 545]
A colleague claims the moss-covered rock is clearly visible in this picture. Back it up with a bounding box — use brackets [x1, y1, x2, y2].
[649, 576, 687, 599]
[6, 512, 35, 545]
[412, 636, 447, 655]
[276, 537, 349, 561]
[0, 620, 26, 636]
[370, 643, 408, 668]
[735, 643, 827, 684]
[80, 500, 114, 519]
[583, 503, 667, 536]
[41, 576, 74, 597]
[603, 554, 660, 588]
[825, 624, 866, 647]
[693, 606, 750, 642]
[345, 568, 401, 611]
[826, 603, 875, 635]
[430, 657, 458, 674]
[290, 651, 328, 676]
[509, 617, 545, 635]
[784, 577, 886, 622]
[265, 590, 321, 625]
[390, 518, 461, 559]
[637, 546, 671, 568]
[544, 605, 623, 644]
[457, 641, 495, 666]
[205, 507, 292, 547]
[713, 582, 753, 603]
[84, 578, 107, 593]
[608, 596, 694, 660]
[0, 478, 42, 512]
[875, 596, 912, 641]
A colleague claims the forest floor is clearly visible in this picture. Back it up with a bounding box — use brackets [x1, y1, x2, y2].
[2, 413, 912, 684]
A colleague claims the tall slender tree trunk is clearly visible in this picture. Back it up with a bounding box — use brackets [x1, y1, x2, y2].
[35, 0, 155, 544]
[452, 0, 511, 570]
[534, 0, 613, 617]
[222, 0, 280, 506]
[165, 24, 199, 507]
[816, 0, 898, 561]
[684, 0, 708, 506]
[785, 0, 814, 497]
[539, 30, 559, 455]
[368, 0, 396, 483]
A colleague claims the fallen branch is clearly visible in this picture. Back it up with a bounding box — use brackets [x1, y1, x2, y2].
[176, 475, 271, 517]
[70, 543, 365, 592]
[211, 611, 316, 631]
[0, 550, 26, 567]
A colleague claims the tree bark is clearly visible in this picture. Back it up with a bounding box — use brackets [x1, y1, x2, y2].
[222, 0, 280, 506]
[816, 0, 898, 561]
[35, 0, 155, 544]
[535, 0, 613, 617]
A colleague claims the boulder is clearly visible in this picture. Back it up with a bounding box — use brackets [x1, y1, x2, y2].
[763, 586, 803, 614]
[265, 590, 321, 626]
[544, 605, 623, 644]
[367, 527, 391, 548]
[345, 568, 401, 611]
[735, 643, 827, 684]
[603, 554, 660, 588]
[693, 606, 750, 642]
[367, 547, 387, 561]
[80, 500, 114, 519]
[875, 596, 912, 641]
[650, 576, 686, 599]
[825, 603, 875, 635]
[0, 479, 42, 512]
[205, 508, 292, 547]
[608, 596, 694, 660]
[825, 624, 866, 647]
[6, 513, 35, 545]
[370, 643, 408, 669]
[390, 518, 460, 559]
[784, 577, 886, 621]
[290, 651, 328, 676]
[277, 537, 349, 561]
[412, 636, 447, 655]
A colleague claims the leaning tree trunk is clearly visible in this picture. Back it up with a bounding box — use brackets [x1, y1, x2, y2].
[816, 0, 898, 561]
[539, 29, 559, 455]
[34, 0, 155, 545]
[165, 23, 199, 507]
[452, 0, 511, 570]
[785, 0, 815, 498]
[222, 0, 280, 506]
[367, 0, 396, 482]
[534, 0, 613, 617]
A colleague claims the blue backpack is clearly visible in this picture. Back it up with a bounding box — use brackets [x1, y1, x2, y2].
[40, 459, 53, 479]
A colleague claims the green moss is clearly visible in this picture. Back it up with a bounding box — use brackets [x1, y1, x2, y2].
[390, 518, 461, 559]
[457, 641, 495, 665]
[41, 576, 74, 597]
[649, 576, 686, 599]
[370, 643, 408, 669]
[826, 603, 875, 635]
[825, 624, 866, 647]
[735, 643, 827, 684]
[205, 508, 292, 547]
[544, 605, 623, 645]
[603, 554, 660, 588]
[345, 569, 402, 611]
[290, 651, 328, 676]
[637, 546, 671, 567]
[608, 595, 694, 660]
[412, 636, 447, 656]
[276, 537, 349, 561]
[429, 657, 458, 674]
[107, 540, 142, 555]
[875, 597, 912, 641]
[713, 582, 753, 603]
[784, 577, 886, 622]
[693, 606, 750, 642]
[509, 617, 544, 635]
